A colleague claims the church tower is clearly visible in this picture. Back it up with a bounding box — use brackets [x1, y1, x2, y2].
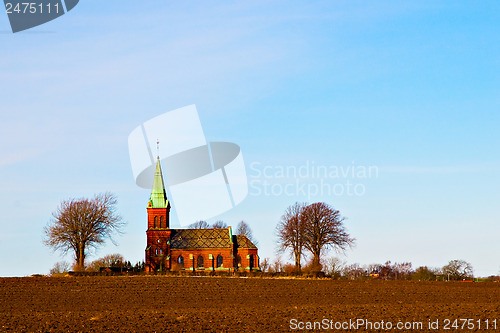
[145, 157, 172, 272]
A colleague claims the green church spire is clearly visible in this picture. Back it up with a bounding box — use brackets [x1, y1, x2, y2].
[148, 157, 169, 208]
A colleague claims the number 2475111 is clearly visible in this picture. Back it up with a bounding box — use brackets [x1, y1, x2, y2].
[5, 2, 60, 14]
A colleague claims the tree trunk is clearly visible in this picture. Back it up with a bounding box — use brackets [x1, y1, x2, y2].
[76, 244, 85, 271]
[311, 252, 322, 273]
[294, 249, 301, 274]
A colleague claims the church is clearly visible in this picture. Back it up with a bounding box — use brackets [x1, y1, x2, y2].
[145, 157, 259, 272]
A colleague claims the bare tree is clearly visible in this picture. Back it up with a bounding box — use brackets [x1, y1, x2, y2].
[236, 220, 258, 245]
[342, 263, 365, 280]
[260, 257, 270, 272]
[323, 257, 345, 278]
[379, 261, 394, 279]
[442, 259, 474, 281]
[367, 263, 381, 276]
[87, 253, 126, 272]
[276, 202, 306, 273]
[270, 256, 284, 273]
[212, 220, 228, 229]
[393, 262, 413, 280]
[43, 192, 124, 271]
[49, 261, 71, 276]
[189, 220, 210, 229]
[301, 202, 354, 272]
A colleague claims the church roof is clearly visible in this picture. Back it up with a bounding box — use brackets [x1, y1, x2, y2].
[233, 235, 258, 249]
[170, 228, 233, 249]
[149, 157, 169, 209]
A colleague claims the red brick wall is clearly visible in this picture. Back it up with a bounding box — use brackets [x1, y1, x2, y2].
[146, 208, 170, 229]
[235, 248, 259, 271]
[170, 249, 234, 271]
[145, 207, 172, 271]
[146, 230, 171, 257]
[148, 245, 259, 272]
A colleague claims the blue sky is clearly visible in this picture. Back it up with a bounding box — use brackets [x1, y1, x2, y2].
[1, 0, 499, 277]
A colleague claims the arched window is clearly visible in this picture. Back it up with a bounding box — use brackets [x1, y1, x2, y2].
[216, 255, 223, 268]
[160, 216, 164, 228]
[177, 255, 184, 267]
[249, 255, 254, 270]
[154, 216, 158, 228]
[197, 255, 204, 268]
[155, 248, 158, 256]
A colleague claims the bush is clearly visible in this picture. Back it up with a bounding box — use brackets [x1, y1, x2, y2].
[411, 266, 438, 281]
[283, 264, 296, 274]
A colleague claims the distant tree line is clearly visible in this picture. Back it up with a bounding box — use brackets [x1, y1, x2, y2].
[50, 254, 497, 281]
[257, 257, 495, 281]
[49, 254, 145, 276]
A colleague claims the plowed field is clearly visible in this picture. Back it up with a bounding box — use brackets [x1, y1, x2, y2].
[1, 276, 499, 332]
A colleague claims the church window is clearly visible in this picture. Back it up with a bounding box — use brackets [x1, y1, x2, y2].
[236, 255, 242, 266]
[154, 216, 158, 228]
[160, 216, 164, 228]
[155, 248, 158, 255]
[177, 255, 184, 267]
[216, 255, 223, 268]
[249, 254, 254, 270]
[197, 255, 204, 268]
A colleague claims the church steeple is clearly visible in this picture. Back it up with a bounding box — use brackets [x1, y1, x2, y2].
[148, 157, 170, 209]
[145, 156, 171, 272]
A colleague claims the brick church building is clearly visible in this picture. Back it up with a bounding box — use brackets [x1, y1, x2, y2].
[145, 157, 259, 272]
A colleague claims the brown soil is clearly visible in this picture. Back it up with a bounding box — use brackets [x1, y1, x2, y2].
[0, 276, 499, 332]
